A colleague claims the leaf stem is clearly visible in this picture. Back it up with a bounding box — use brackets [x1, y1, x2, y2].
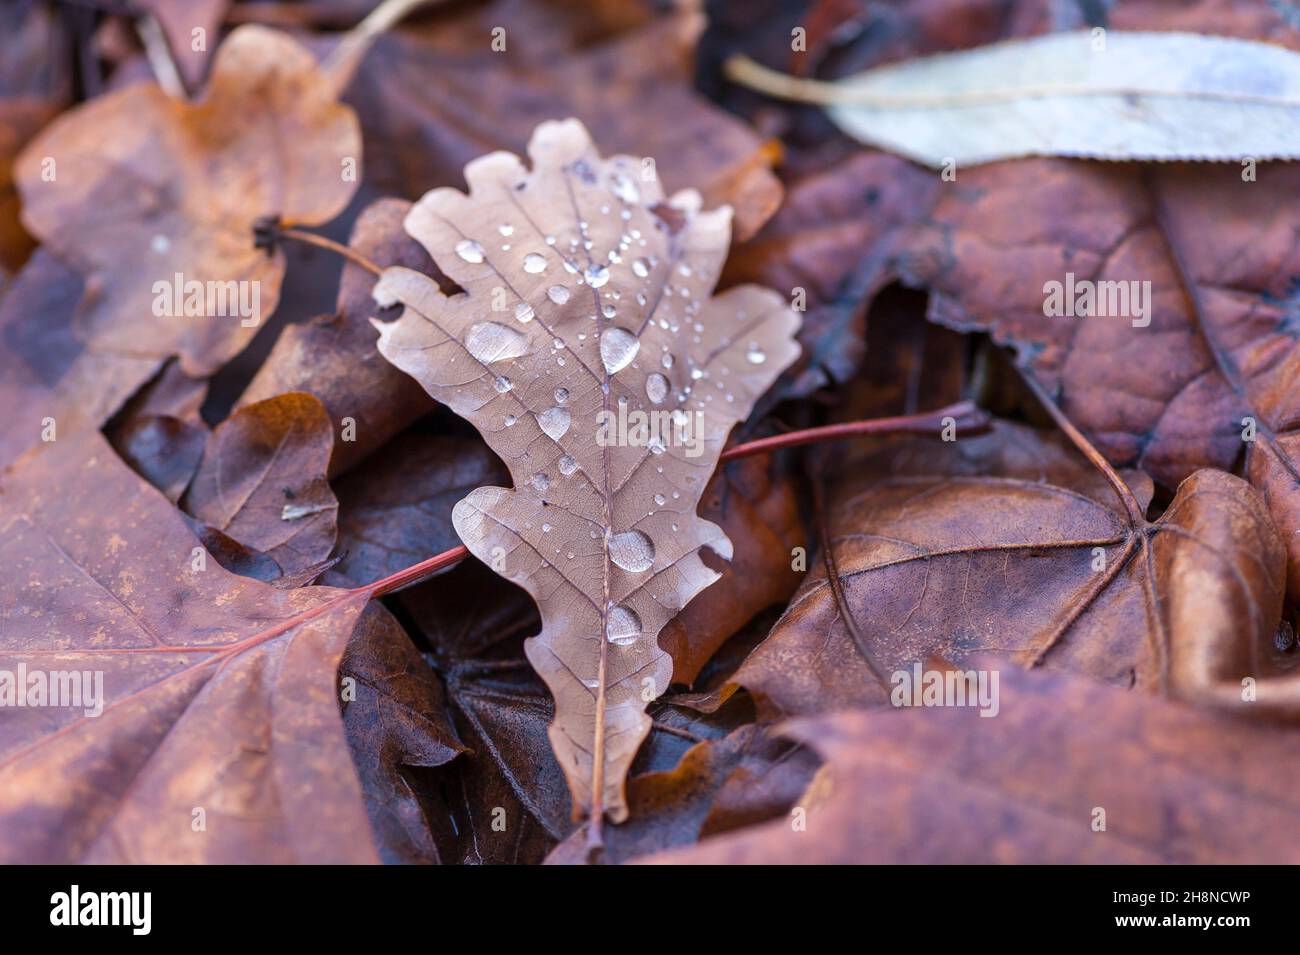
[273, 226, 384, 276]
[352, 401, 992, 597]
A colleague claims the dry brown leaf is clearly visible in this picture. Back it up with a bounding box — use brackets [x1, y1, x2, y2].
[15, 24, 361, 378]
[0, 432, 384, 862]
[371, 118, 801, 827]
[641, 665, 1300, 864]
[237, 198, 437, 477]
[703, 420, 1297, 720]
[183, 392, 339, 577]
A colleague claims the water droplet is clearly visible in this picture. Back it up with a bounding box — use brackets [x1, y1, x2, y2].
[515, 302, 534, 323]
[523, 253, 547, 274]
[547, 285, 571, 305]
[608, 529, 654, 573]
[493, 376, 512, 393]
[455, 239, 484, 263]
[499, 224, 514, 236]
[150, 234, 170, 254]
[537, 406, 571, 440]
[600, 327, 640, 375]
[504, 414, 517, 427]
[605, 605, 642, 646]
[654, 493, 666, 506]
[554, 387, 569, 404]
[746, 344, 767, 365]
[531, 473, 549, 492]
[559, 454, 578, 475]
[632, 258, 651, 278]
[542, 522, 552, 532]
[645, 373, 669, 404]
[661, 352, 674, 369]
[610, 174, 640, 204]
[465, 321, 529, 363]
[584, 264, 610, 288]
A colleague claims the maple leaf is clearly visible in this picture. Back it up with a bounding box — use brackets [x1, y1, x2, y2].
[640, 665, 1300, 864]
[698, 420, 1297, 720]
[0, 432, 408, 862]
[14, 24, 360, 379]
[370, 119, 801, 828]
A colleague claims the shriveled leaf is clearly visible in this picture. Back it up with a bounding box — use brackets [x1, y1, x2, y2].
[184, 392, 338, 576]
[372, 119, 800, 824]
[340, 599, 466, 865]
[706, 421, 1297, 719]
[642, 665, 1300, 864]
[736, 31, 1300, 167]
[0, 433, 384, 862]
[15, 25, 361, 377]
[237, 198, 437, 476]
[546, 722, 815, 864]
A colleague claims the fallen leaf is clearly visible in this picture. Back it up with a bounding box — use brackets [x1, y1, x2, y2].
[641, 664, 1300, 863]
[704, 420, 1297, 719]
[184, 392, 339, 576]
[731, 31, 1300, 166]
[237, 198, 437, 477]
[371, 118, 801, 825]
[334, 429, 507, 586]
[0, 432, 385, 862]
[15, 24, 361, 377]
[343, 4, 783, 239]
[340, 598, 466, 864]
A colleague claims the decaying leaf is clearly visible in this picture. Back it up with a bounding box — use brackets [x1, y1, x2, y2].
[15, 24, 360, 377]
[643, 665, 1300, 864]
[899, 160, 1300, 605]
[0, 432, 386, 862]
[702, 421, 1297, 720]
[731, 30, 1300, 167]
[371, 119, 801, 826]
[236, 198, 437, 477]
[183, 392, 339, 577]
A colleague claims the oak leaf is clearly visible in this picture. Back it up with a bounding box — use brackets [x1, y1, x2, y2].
[371, 119, 801, 824]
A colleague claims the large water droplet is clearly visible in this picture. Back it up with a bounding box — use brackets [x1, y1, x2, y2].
[465, 322, 529, 363]
[523, 253, 547, 274]
[455, 239, 485, 263]
[610, 174, 640, 204]
[605, 605, 642, 646]
[645, 372, 669, 404]
[537, 406, 571, 441]
[609, 529, 655, 573]
[584, 264, 610, 288]
[547, 285, 571, 305]
[600, 327, 640, 375]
